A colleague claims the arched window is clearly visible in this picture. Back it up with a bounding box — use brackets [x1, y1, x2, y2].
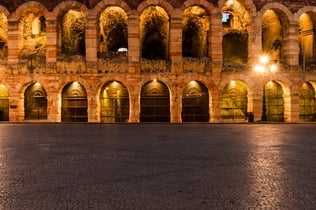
[24, 83, 47, 120]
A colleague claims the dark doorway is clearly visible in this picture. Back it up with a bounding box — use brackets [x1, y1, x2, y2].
[140, 80, 170, 122]
[100, 81, 129, 122]
[182, 81, 209, 122]
[62, 82, 88, 122]
[24, 83, 47, 120]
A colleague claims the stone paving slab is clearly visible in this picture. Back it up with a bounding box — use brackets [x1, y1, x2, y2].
[0, 123, 316, 209]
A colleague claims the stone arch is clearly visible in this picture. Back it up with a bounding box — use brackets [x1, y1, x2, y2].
[259, 3, 294, 64]
[220, 79, 249, 122]
[0, 5, 10, 17]
[182, 5, 210, 58]
[9, 1, 49, 20]
[93, 0, 132, 16]
[181, 0, 216, 15]
[218, 0, 257, 23]
[137, 0, 174, 16]
[97, 6, 128, 56]
[295, 8, 316, 67]
[52, 1, 89, 57]
[299, 81, 316, 122]
[24, 82, 48, 120]
[139, 5, 170, 60]
[99, 80, 130, 123]
[8, 2, 49, 64]
[140, 79, 170, 122]
[182, 80, 209, 122]
[0, 83, 9, 121]
[61, 81, 88, 122]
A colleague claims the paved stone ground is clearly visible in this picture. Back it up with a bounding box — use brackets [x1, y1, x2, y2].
[0, 123, 316, 209]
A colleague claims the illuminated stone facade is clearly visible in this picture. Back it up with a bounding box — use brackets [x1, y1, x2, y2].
[0, 0, 316, 123]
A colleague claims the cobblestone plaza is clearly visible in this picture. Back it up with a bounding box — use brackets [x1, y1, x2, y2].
[0, 123, 316, 209]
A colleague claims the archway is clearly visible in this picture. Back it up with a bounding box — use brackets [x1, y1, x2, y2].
[299, 12, 316, 67]
[182, 6, 209, 58]
[140, 80, 170, 122]
[100, 81, 129, 122]
[62, 82, 88, 122]
[299, 82, 316, 122]
[263, 81, 284, 122]
[182, 81, 209, 122]
[0, 84, 9, 121]
[140, 6, 169, 60]
[221, 80, 248, 121]
[98, 6, 128, 57]
[24, 82, 47, 120]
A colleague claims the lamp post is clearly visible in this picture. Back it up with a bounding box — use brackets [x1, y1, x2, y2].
[254, 55, 278, 121]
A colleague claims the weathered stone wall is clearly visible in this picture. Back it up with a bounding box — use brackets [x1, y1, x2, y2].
[0, 0, 315, 122]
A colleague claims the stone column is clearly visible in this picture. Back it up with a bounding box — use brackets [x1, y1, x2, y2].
[283, 22, 300, 66]
[46, 18, 58, 63]
[7, 20, 20, 64]
[129, 91, 140, 122]
[169, 10, 183, 75]
[85, 14, 98, 64]
[210, 90, 222, 122]
[210, 12, 223, 76]
[128, 13, 140, 74]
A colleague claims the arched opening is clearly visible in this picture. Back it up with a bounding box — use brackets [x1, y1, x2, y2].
[222, 31, 248, 64]
[0, 84, 9, 121]
[222, 0, 249, 66]
[0, 12, 8, 59]
[182, 81, 209, 122]
[182, 6, 209, 58]
[262, 10, 283, 63]
[221, 80, 248, 121]
[18, 8, 46, 65]
[62, 82, 87, 122]
[140, 6, 169, 60]
[100, 81, 129, 123]
[263, 81, 284, 122]
[299, 82, 316, 122]
[299, 12, 316, 67]
[24, 82, 47, 120]
[98, 6, 128, 59]
[140, 80, 170, 122]
[59, 9, 85, 56]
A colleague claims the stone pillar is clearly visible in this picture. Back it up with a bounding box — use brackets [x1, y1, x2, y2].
[47, 91, 60, 122]
[46, 18, 58, 63]
[288, 92, 300, 123]
[210, 90, 222, 122]
[88, 95, 98, 122]
[129, 91, 140, 122]
[7, 20, 20, 64]
[169, 10, 183, 75]
[8, 94, 20, 121]
[85, 15, 98, 64]
[170, 83, 182, 123]
[128, 13, 140, 74]
[210, 12, 223, 75]
[283, 22, 300, 66]
[252, 85, 264, 122]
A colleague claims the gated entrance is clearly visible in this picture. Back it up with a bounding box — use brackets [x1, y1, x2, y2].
[140, 80, 170, 122]
[24, 83, 47, 120]
[62, 82, 88, 122]
[100, 81, 129, 122]
[182, 81, 209, 122]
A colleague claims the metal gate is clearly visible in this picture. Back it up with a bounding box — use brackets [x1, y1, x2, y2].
[299, 82, 316, 122]
[182, 81, 209, 122]
[62, 82, 88, 122]
[221, 80, 248, 121]
[100, 81, 129, 123]
[140, 80, 170, 122]
[265, 81, 284, 122]
[24, 83, 48, 120]
[0, 98, 9, 121]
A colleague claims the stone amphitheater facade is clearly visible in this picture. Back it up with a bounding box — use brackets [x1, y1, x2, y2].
[0, 0, 316, 123]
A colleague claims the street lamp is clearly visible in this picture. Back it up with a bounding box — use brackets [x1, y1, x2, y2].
[254, 55, 278, 121]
